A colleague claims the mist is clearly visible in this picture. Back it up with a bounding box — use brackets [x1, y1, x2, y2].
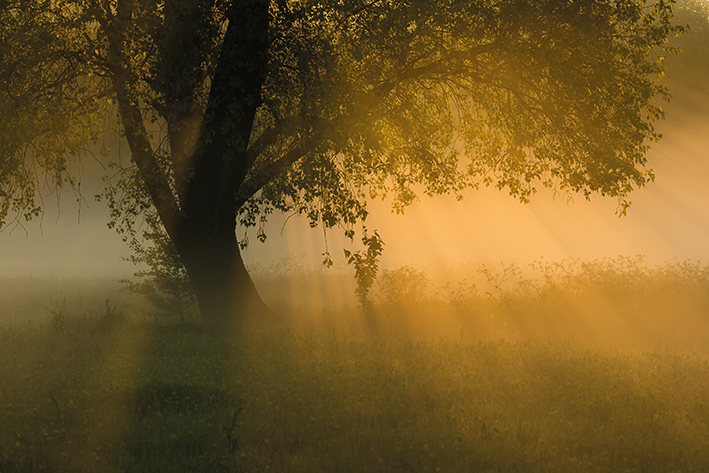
[2, 13, 709, 347]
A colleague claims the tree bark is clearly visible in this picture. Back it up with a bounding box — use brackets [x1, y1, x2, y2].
[178, 220, 273, 329]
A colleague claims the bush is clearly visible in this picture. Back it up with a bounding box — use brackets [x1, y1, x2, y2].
[121, 213, 198, 321]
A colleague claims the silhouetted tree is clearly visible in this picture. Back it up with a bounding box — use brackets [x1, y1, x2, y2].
[0, 0, 685, 325]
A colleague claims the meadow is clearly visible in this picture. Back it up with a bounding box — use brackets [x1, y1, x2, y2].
[2, 256, 709, 472]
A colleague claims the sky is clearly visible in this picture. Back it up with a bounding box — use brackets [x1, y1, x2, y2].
[1, 78, 708, 280]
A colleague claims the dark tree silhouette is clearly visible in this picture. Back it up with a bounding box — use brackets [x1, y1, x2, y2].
[0, 0, 685, 325]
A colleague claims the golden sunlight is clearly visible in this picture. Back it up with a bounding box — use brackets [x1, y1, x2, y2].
[5, 3, 709, 472]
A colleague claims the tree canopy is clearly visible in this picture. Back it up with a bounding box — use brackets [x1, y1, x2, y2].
[0, 0, 685, 323]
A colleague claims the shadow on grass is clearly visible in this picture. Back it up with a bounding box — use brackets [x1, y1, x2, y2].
[0, 313, 247, 473]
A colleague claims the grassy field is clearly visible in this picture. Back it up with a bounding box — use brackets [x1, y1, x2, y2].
[2, 318, 709, 472]
[2, 257, 709, 472]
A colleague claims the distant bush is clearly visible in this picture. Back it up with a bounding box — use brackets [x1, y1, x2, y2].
[364, 256, 709, 351]
[377, 266, 430, 306]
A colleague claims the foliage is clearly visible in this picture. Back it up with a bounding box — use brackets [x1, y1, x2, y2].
[0, 1, 108, 231]
[119, 213, 198, 321]
[0, 0, 689, 285]
[344, 228, 384, 312]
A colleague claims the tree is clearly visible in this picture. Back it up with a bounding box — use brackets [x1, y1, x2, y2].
[0, 0, 685, 326]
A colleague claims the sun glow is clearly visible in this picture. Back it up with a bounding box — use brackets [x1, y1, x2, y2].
[235, 83, 709, 348]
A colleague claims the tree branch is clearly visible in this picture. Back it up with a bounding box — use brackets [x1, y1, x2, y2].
[237, 41, 503, 208]
[246, 115, 301, 168]
[115, 90, 183, 238]
[104, 0, 184, 243]
[237, 133, 321, 208]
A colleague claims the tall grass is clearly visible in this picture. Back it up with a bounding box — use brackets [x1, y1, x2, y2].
[0, 277, 129, 327]
[2, 321, 709, 472]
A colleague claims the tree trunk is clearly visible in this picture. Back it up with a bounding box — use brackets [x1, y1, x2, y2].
[179, 219, 274, 328]
[173, 0, 272, 328]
